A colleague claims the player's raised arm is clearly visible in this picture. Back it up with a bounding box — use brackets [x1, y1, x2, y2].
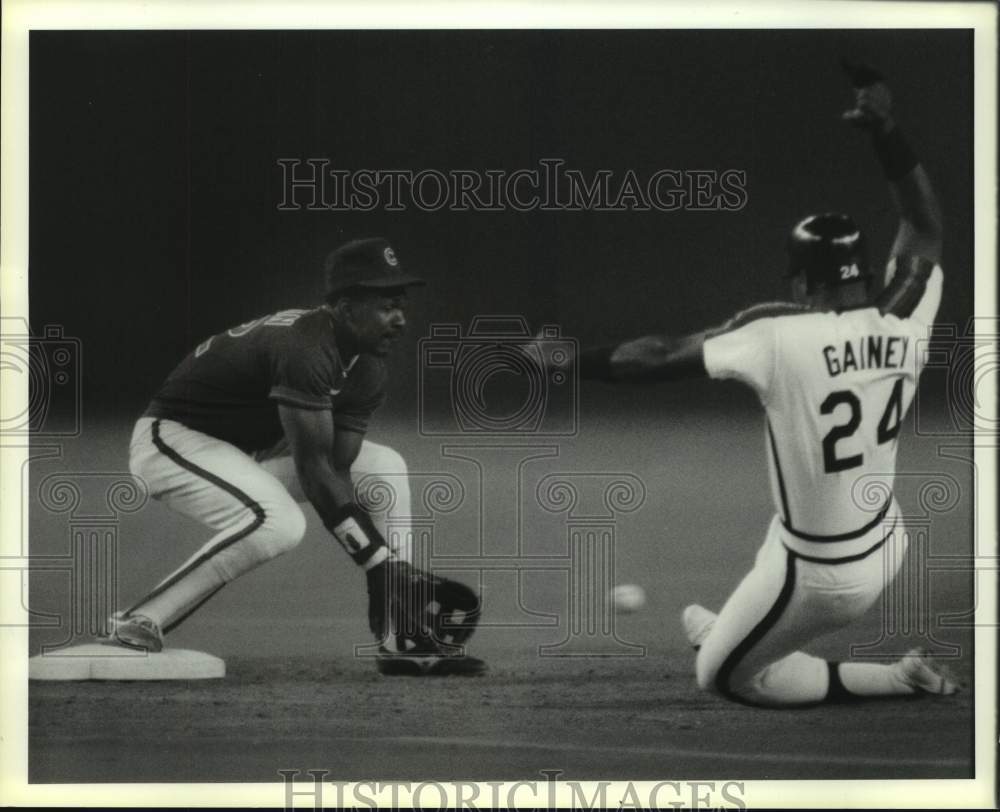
[842, 62, 943, 269]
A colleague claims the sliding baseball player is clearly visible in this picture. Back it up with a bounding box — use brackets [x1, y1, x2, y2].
[572, 65, 958, 705]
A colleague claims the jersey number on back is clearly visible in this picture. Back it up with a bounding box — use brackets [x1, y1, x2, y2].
[819, 379, 904, 473]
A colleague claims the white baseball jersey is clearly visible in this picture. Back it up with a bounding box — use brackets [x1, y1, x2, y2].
[703, 261, 943, 553]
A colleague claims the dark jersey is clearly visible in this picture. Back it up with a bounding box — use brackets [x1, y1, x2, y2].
[145, 308, 386, 452]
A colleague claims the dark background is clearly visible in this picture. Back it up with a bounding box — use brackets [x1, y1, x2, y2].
[30, 29, 973, 425]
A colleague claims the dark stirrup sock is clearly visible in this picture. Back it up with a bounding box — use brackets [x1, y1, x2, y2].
[825, 661, 858, 704]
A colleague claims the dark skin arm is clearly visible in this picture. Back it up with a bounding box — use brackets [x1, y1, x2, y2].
[277, 404, 363, 527]
[582, 300, 811, 383]
[844, 78, 943, 270]
[597, 333, 708, 383]
[888, 164, 943, 266]
[526, 325, 708, 385]
[278, 406, 400, 641]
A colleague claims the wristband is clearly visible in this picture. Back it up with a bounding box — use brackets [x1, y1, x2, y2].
[579, 345, 617, 381]
[326, 504, 389, 569]
[872, 125, 919, 181]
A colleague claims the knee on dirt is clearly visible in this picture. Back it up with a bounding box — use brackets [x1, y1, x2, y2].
[696, 655, 770, 705]
[695, 653, 748, 697]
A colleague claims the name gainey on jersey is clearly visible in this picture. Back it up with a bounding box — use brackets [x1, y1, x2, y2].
[822, 334, 909, 377]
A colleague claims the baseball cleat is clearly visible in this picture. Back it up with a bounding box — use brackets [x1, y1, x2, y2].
[896, 648, 959, 696]
[425, 654, 487, 677]
[681, 604, 717, 651]
[375, 647, 487, 677]
[107, 612, 164, 653]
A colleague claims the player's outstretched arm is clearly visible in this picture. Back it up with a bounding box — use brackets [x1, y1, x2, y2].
[841, 62, 943, 268]
[278, 405, 483, 659]
[578, 332, 708, 383]
[278, 404, 391, 570]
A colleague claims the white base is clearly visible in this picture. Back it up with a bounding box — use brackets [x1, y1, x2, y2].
[29, 643, 225, 681]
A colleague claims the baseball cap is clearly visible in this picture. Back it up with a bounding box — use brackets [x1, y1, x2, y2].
[323, 237, 425, 299]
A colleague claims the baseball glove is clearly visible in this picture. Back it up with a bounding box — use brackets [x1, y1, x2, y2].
[366, 558, 485, 676]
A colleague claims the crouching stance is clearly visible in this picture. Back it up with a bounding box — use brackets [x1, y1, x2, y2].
[112, 238, 484, 676]
[571, 67, 957, 706]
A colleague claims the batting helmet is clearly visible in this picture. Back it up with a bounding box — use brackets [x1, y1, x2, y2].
[785, 213, 870, 293]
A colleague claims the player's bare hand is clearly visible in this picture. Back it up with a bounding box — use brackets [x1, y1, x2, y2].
[840, 60, 894, 133]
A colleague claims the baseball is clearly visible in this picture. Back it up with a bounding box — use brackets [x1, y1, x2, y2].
[610, 584, 646, 613]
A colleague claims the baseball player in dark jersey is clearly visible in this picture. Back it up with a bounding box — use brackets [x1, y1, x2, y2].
[110, 238, 485, 676]
[563, 66, 959, 705]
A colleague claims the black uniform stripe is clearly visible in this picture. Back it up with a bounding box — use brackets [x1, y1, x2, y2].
[714, 549, 797, 705]
[825, 661, 855, 703]
[783, 498, 892, 542]
[123, 420, 266, 621]
[766, 420, 792, 527]
[787, 516, 898, 565]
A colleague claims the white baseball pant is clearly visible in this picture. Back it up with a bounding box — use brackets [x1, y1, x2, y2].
[696, 504, 919, 706]
[124, 416, 413, 634]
